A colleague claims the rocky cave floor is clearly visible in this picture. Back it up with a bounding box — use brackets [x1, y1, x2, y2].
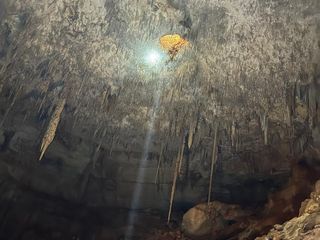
[0, 177, 175, 240]
[1, 162, 320, 240]
[255, 179, 320, 240]
[0, 174, 189, 240]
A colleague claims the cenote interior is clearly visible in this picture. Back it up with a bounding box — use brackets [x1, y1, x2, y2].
[0, 0, 320, 240]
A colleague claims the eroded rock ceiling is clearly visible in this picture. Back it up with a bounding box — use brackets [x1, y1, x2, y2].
[0, 0, 320, 208]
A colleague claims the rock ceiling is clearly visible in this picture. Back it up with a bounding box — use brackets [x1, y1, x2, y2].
[0, 0, 319, 161]
[1, 3, 320, 239]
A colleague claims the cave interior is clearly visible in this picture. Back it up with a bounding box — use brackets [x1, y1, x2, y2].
[0, 0, 320, 240]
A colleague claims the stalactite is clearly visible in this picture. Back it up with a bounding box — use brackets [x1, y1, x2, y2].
[167, 147, 181, 224]
[260, 112, 268, 145]
[0, 86, 21, 127]
[317, 98, 320, 126]
[299, 137, 304, 154]
[23, 112, 29, 123]
[38, 96, 46, 114]
[0, 83, 3, 95]
[46, 102, 56, 121]
[92, 143, 101, 169]
[71, 114, 79, 130]
[187, 122, 194, 149]
[236, 128, 240, 152]
[154, 143, 164, 185]
[178, 136, 185, 177]
[191, 110, 201, 149]
[109, 135, 115, 157]
[100, 89, 108, 110]
[231, 121, 236, 147]
[286, 104, 292, 127]
[37, 81, 50, 113]
[168, 119, 173, 137]
[264, 117, 268, 145]
[179, 139, 190, 182]
[286, 84, 296, 139]
[208, 122, 218, 204]
[76, 76, 85, 97]
[92, 128, 107, 169]
[308, 84, 317, 129]
[168, 88, 174, 105]
[167, 136, 185, 224]
[93, 127, 99, 139]
[39, 98, 66, 161]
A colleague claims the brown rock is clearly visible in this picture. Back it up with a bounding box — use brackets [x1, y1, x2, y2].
[314, 180, 320, 194]
[256, 179, 320, 240]
[303, 228, 320, 240]
[181, 204, 212, 237]
[299, 199, 320, 215]
[181, 201, 252, 239]
[302, 213, 320, 232]
[274, 224, 283, 231]
[310, 191, 320, 203]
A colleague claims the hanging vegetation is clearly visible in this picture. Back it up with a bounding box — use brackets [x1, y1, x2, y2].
[160, 34, 189, 59]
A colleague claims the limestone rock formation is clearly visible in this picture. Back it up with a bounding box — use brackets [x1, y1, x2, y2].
[0, 0, 319, 212]
[0, 0, 319, 239]
[181, 162, 320, 240]
[256, 180, 320, 240]
[182, 201, 253, 238]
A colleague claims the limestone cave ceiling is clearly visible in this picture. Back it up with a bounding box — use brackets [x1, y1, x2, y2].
[0, 0, 320, 176]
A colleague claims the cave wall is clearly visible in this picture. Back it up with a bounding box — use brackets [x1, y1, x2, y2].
[0, 0, 319, 211]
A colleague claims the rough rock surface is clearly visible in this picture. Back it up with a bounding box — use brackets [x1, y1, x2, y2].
[181, 163, 320, 240]
[0, 0, 319, 239]
[256, 180, 320, 240]
[0, 0, 319, 211]
[182, 201, 252, 238]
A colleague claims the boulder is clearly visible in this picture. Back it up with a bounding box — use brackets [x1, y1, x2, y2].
[314, 180, 320, 195]
[181, 203, 212, 237]
[256, 179, 320, 240]
[181, 201, 252, 239]
[299, 199, 320, 216]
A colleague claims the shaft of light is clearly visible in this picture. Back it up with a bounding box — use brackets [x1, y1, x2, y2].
[124, 76, 162, 240]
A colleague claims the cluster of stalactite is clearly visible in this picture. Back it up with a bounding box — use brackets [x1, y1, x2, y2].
[0, 0, 319, 224]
